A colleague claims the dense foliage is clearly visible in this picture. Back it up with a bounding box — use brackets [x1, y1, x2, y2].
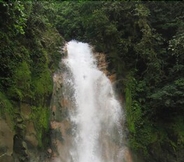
[0, 1, 64, 148]
[54, 1, 184, 162]
[0, 1, 183, 162]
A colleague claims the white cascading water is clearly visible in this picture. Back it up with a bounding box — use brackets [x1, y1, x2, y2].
[61, 40, 125, 162]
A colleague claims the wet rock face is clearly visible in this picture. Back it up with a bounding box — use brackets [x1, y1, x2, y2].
[25, 121, 38, 147]
[94, 52, 116, 82]
[20, 104, 38, 148]
[13, 134, 29, 161]
[49, 65, 73, 161]
[11, 105, 33, 162]
[0, 103, 49, 162]
[0, 119, 14, 162]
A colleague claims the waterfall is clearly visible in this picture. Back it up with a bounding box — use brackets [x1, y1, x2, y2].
[51, 40, 127, 162]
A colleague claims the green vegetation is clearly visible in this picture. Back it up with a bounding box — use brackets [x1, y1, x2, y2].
[0, 1, 183, 161]
[54, 1, 184, 161]
[31, 106, 50, 148]
[0, 1, 63, 149]
[0, 91, 13, 118]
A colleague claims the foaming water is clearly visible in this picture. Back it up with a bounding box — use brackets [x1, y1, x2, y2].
[60, 40, 125, 162]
